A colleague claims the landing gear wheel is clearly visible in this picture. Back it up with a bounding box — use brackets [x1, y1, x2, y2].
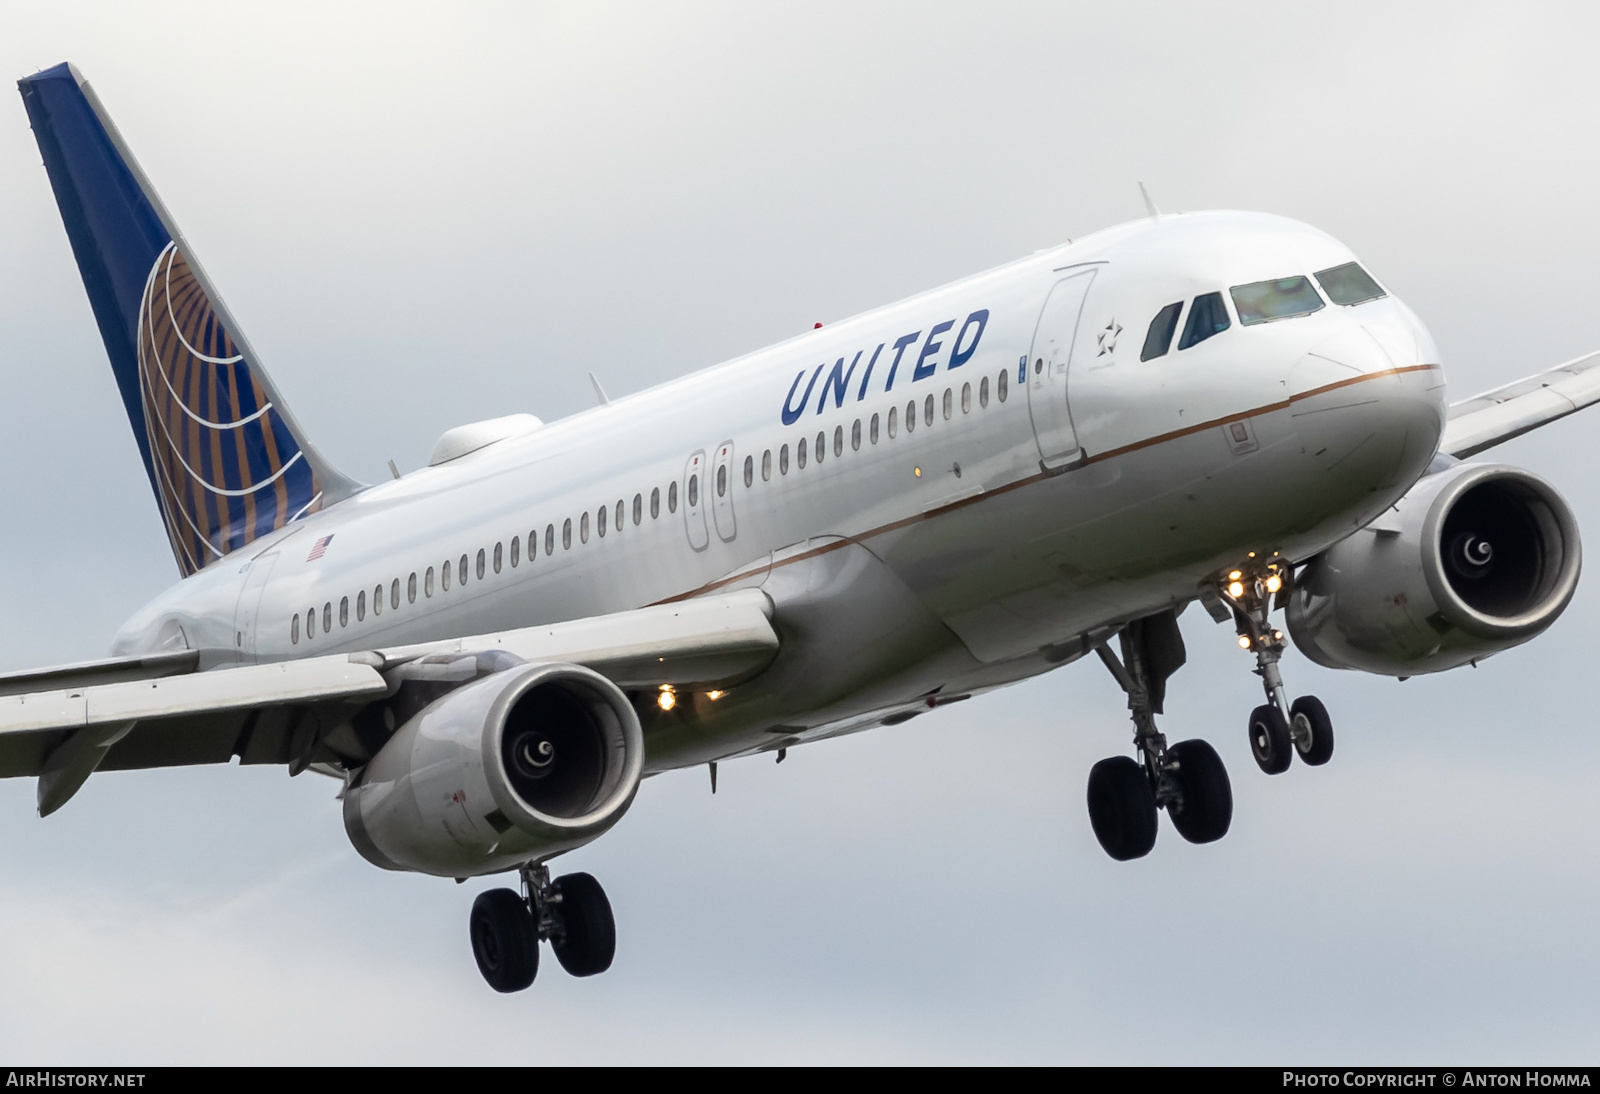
[470, 888, 538, 992]
[1086, 756, 1158, 861]
[1248, 704, 1293, 775]
[551, 872, 616, 977]
[1290, 695, 1334, 766]
[1166, 739, 1233, 844]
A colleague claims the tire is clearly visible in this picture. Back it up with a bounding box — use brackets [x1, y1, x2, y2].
[551, 872, 616, 977]
[1166, 739, 1233, 844]
[1086, 756, 1158, 861]
[470, 888, 538, 992]
[1248, 703, 1293, 775]
[1291, 695, 1334, 766]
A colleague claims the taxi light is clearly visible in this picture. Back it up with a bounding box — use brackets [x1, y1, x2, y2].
[657, 685, 676, 712]
[707, 690, 725, 701]
[1238, 636, 1251, 649]
[1228, 570, 1242, 581]
[1265, 574, 1282, 593]
[1227, 581, 1244, 598]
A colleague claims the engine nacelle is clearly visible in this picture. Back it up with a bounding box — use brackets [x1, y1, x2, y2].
[1287, 462, 1581, 676]
[343, 661, 644, 877]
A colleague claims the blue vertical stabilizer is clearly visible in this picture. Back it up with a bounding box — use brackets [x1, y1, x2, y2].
[19, 63, 360, 577]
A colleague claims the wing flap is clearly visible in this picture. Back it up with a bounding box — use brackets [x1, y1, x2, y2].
[1442, 349, 1600, 458]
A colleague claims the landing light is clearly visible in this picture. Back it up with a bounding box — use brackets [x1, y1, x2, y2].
[1227, 581, 1244, 598]
[707, 690, 725, 701]
[1228, 570, 1242, 581]
[657, 685, 676, 712]
[1238, 636, 1252, 649]
[1265, 574, 1282, 594]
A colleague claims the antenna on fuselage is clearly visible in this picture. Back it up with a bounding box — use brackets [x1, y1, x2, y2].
[1138, 181, 1161, 219]
[589, 373, 611, 406]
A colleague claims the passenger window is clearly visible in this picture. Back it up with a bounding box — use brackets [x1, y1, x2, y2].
[430, 565, 439, 595]
[408, 573, 417, 603]
[374, 585, 384, 616]
[833, 425, 843, 457]
[306, 608, 315, 638]
[888, 405, 898, 438]
[651, 487, 660, 519]
[392, 579, 401, 610]
[688, 474, 700, 507]
[762, 450, 772, 481]
[743, 455, 753, 488]
[870, 413, 880, 444]
[580, 513, 590, 544]
[668, 482, 678, 513]
[598, 503, 608, 537]
[323, 602, 332, 633]
[493, 543, 502, 573]
[716, 465, 726, 498]
[942, 388, 952, 420]
[478, 548, 487, 579]
[563, 519, 572, 550]
[780, 444, 790, 474]
[852, 419, 861, 451]
[340, 596, 349, 627]
[616, 500, 624, 531]
[1179, 292, 1231, 349]
[291, 614, 299, 644]
[1141, 301, 1183, 361]
[979, 376, 989, 408]
[357, 590, 366, 621]
[460, 554, 468, 584]
[440, 562, 449, 591]
[511, 536, 520, 568]
[797, 437, 807, 469]
[997, 368, 1008, 402]
[1230, 276, 1323, 326]
[1315, 262, 1386, 306]
[815, 431, 825, 464]
[961, 383, 971, 413]
[545, 524, 555, 555]
[906, 400, 917, 432]
[633, 494, 643, 524]
[924, 394, 934, 427]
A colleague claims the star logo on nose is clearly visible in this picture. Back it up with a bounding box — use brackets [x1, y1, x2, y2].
[1097, 319, 1122, 357]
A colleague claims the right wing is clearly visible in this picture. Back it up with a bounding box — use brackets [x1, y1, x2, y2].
[1440, 349, 1600, 458]
[0, 589, 778, 813]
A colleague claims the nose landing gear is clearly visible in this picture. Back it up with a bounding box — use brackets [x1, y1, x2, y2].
[1216, 561, 1335, 774]
[1086, 610, 1233, 861]
[468, 862, 617, 992]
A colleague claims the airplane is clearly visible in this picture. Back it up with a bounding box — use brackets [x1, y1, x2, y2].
[7, 61, 1597, 994]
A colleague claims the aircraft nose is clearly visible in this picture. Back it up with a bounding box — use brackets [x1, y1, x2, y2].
[1289, 311, 1446, 493]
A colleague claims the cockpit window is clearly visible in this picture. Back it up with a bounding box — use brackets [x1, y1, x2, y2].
[1315, 262, 1386, 306]
[1178, 292, 1231, 349]
[1230, 276, 1324, 326]
[1141, 302, 1183, 361]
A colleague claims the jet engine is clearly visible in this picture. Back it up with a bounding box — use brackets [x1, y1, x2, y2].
[1286, 462, 1581, 676]
[343, 661, 644, 877]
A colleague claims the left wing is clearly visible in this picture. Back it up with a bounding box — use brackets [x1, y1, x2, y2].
[1441, 349, 1600, 458]
[0, 589, 778, 814]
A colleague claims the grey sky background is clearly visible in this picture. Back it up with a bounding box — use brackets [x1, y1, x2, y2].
[1, 0, 1598, 1064]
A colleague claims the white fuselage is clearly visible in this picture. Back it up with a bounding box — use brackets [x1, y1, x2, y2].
[112, 211, 1448, 771]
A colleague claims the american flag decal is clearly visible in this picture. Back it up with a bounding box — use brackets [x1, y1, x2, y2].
[306, 535, 334, 562]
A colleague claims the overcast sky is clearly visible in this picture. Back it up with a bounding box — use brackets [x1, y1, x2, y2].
[2, 1, 1598, 1064]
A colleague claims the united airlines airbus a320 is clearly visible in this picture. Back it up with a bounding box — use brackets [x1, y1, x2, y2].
[7, 64, 1594, 992]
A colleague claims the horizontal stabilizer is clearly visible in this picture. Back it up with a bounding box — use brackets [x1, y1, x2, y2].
[1441, 349, 1600, 458]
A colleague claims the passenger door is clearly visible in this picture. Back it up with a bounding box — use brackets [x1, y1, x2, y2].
[231, 546, 281, 663]
[683, 450, 709, 551]
[711, 441, 737, 543]
[1027, 267, 1098, 469]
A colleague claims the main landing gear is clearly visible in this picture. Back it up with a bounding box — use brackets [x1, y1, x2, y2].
[1086, 610, 1233, 860]
[469, 863, 617, 992]
[1216, 561, 1334, 774]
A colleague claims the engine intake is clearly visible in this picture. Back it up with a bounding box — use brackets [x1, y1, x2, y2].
[343, 661, 643, 877]
[1287, 462, 1581, 676]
